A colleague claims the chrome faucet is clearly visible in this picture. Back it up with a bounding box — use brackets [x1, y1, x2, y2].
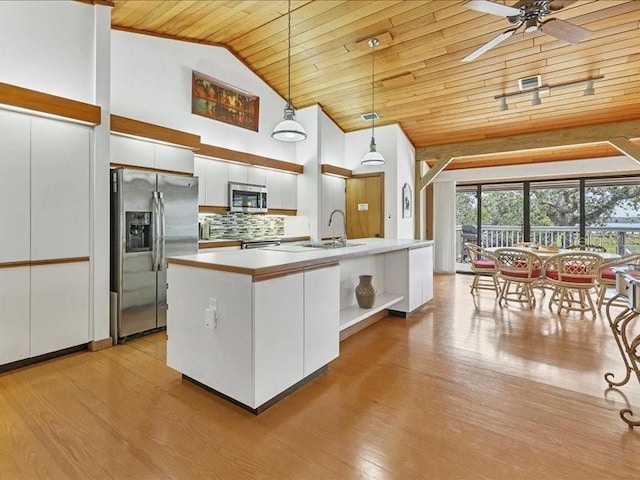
[328, 209, 347, 246]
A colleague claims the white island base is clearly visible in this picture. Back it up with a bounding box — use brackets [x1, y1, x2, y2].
[166, 238, 433, 414]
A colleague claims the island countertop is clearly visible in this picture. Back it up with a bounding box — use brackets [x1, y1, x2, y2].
[168, 238, 433, 279]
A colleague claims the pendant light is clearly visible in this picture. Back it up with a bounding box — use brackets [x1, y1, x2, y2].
[361, 38, 384, 166]
[271, 0, 306, 142]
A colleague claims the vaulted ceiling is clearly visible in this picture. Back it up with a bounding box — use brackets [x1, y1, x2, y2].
[110, 1, 640, 156]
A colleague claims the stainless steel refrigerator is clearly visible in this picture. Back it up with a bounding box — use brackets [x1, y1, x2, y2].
[110, 168, 198, 342]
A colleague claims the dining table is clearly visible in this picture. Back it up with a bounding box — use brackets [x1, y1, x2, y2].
[484, 246, 621, 260]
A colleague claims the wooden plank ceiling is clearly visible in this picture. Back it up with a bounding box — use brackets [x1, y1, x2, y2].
[110, 1, 640, 168]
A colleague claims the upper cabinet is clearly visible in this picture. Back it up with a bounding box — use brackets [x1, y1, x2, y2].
[111, 134, 194, 174]
[195, 156, 228, 207]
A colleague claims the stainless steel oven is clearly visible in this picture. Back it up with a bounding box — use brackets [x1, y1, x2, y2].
[229, 182, 267, 213]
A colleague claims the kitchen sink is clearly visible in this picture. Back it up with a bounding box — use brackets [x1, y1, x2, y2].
[300, 241, 364, 249]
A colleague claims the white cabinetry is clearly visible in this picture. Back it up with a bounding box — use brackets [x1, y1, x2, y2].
[30, 263, 89, 357]
[254, 273, 304, 406]
[110, 134, 194, 174]
[281, 172, 298, 210]
[0, 110, 30, 263]
[31, 118, 90, 260]
[265, 170, 283, 209]
[194, 156, 232, 207]
[227, 163, 248, 184]
[304, 265, 339, 376]
[167, 262, 339, 411]
[0, 267, 30, 365]
[384, 245, 433, 313]
[0, 109, 91, 367]
[248, 167, 266, 187]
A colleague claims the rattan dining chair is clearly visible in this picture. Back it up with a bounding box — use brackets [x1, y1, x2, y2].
[543, 252, 602, 317]
[464, 242, 500, 296]
[567, 244, 607, 253]
[494, 248, 543, 308]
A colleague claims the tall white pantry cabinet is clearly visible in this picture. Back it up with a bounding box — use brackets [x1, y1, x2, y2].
[0, 109, 90, 365]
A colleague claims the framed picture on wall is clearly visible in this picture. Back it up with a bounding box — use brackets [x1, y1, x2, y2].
[191, 71, 260, 131]
[402, 183, 412, 218]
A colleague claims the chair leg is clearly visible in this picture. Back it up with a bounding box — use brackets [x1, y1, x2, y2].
[498, 280, 509, 307]
[585, 290, 597, 317]
[470, 274, 479, 295]
[596, 284, 607, 308]
[492, 274, 500, 298]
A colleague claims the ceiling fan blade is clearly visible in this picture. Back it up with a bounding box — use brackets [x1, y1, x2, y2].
[464, 0, 521, 17]
[548, 0, 578, 11]
[461, 28, 518, 62]
[540, 18, 591, 44]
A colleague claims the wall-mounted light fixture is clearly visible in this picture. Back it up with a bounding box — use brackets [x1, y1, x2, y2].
[495, 75, 604, 111]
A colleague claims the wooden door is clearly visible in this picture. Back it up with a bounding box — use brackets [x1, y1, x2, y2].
[346, 173, 384, 239]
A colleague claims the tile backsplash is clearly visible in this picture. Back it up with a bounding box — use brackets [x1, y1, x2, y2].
[200, 212, 284, 239]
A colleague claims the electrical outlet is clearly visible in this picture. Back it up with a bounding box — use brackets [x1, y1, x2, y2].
[205, 308, 214, 330]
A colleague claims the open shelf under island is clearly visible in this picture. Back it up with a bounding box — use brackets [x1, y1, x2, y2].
[166, 238, 434, 413]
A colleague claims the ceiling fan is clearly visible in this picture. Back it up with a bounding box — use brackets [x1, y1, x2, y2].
[462, 0, 591, 62]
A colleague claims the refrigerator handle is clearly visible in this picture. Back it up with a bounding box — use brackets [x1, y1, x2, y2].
[159, 192, 166, 271]
[152, 191, 160, 272]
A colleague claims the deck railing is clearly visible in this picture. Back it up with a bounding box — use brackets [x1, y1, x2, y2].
[457, 225, 640, 261]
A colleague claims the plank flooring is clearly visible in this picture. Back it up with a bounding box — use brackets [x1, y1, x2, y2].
[2, 273, 640, 479]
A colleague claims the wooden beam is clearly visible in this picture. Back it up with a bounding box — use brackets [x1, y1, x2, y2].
[0, 82, 101, 125]
[111, 115, 200, 150]
[198, 143, 303, 174]
[608, 137, 640, 165]
[321, 164, 352, 178]
[417, 156, 453, 191]
[415, 119, 640, 162]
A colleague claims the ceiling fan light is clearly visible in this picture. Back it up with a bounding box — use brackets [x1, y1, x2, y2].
[524, 18, 539, 33]
[271, 105, 307, 141]
[362, 138, 385, 166]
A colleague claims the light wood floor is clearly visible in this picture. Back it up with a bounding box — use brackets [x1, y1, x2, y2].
[2, 274, 640, 479]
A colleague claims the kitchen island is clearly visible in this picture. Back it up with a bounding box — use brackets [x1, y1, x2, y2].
[166, 238, 433, 413]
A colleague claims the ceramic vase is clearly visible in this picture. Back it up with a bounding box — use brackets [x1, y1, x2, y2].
[355, 275, 376, 309]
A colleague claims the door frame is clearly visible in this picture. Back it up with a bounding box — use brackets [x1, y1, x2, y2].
[348, 172, 385, 238]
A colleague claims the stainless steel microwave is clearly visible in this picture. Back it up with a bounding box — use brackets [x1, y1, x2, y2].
[229, 182, 268, 213]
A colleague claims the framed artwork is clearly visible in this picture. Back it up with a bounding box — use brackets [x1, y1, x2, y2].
[192, 71, 259, 131]
[402, 183, 412, 218]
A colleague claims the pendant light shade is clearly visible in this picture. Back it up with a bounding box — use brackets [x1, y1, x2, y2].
[362, 38, 384, 165]
[271, 0, 306, 142]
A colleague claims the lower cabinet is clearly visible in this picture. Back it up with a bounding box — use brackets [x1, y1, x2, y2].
[384, 245, 434, 313]
[0, 267, 30, 365]
[0, 262, 90, 366]
[167, 262, 339, 410]
[31, 262, 90, 357]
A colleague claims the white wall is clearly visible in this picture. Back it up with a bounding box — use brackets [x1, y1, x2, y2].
[296, 106, 322, 240]
[111, 30, 297, 163]
[0, 1, 96, 103]
[433, 181, 456, 274]
[345, 124, 415, 239]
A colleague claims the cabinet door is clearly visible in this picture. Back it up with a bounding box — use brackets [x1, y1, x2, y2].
[281, 172, 298, 210]
[227, 163, 248, 184]
[154, 143, 193, 174]
[265, 170, 282, 209]
[304, 265, 339, 376]
[0, 267, 30, 364]
[0, 110, 30, 263]
[247, 167, 266, 186]
[30, 262, 89, 357]
[409, 247, 430, 311]
[193, 157, 207, 206]
[205, 159, 228, 206]
[423, 246, 434, 303]
[31, 118, 90, 260]
[167, 265, 254, 407]
[254, 273, 304, 407]
[110, 134, 154, 168]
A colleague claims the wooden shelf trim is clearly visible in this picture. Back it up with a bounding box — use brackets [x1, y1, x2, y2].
[198, 143, 303, 174]
[0, 257, 90, 269]
[111, 114, 201, 150]
[110, 163, 193, 177]
[321, 164, 353, 178]
[0, 82, 101, 125]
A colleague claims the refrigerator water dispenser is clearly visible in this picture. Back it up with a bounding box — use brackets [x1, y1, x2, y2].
[125, 211, 152, 252]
